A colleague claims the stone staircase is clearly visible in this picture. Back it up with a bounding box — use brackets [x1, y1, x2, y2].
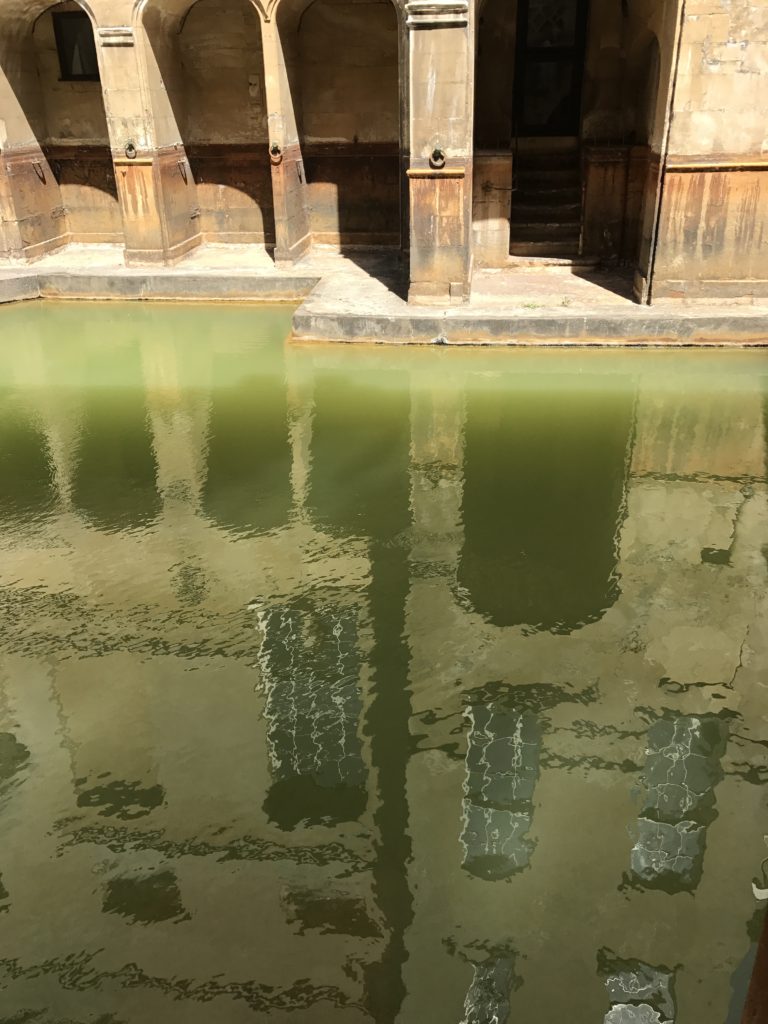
[509, 138, 583, 259]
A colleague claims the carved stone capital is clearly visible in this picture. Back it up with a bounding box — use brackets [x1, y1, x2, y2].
[405, 1, 469, 28]
[97, 27, 134, 47]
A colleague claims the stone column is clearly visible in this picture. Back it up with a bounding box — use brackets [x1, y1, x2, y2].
[405, 0, 474, 305]
[261, 16, 311, 266]
[0, 28, 68, 260]
[95, 15, 201, 264]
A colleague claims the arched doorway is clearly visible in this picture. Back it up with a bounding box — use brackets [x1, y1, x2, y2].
[0, 1, 123, 259]
[473, 0, 588, 264]
[276, 0, 401, 252]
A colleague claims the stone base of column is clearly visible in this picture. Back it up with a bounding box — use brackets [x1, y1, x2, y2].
[407, 279, 469, 306]
[115, 149, 201, 266]
[407, 166, 472, 305]
[124, 232, 201, 267]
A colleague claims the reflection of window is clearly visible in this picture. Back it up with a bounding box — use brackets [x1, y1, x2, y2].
[53, 12, 100, 82]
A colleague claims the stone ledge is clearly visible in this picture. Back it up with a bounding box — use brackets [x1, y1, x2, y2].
[291, 309, 768, 346]
[1, 263, 767, 347]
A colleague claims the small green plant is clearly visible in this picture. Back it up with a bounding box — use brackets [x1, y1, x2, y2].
[521, 301, 541, 310]
[561, 296, 573, 307]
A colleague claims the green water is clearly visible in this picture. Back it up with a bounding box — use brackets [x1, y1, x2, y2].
[0, 302, 766, 1024]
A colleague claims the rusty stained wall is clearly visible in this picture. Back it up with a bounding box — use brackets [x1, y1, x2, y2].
[295, 0, 400, 247]
[654, 0, 768, 295]
[655, 167, 768, 296]
[178, 0, 273, 243]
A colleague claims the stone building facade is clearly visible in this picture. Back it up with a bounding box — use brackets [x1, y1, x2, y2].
[0, 0, 766, 304]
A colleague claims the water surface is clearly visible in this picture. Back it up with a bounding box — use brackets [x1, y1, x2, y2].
[0, 302, 766, 1024]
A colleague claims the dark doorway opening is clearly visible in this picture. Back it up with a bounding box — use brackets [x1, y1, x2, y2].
[509, 0, 590, 257]
[512, 0, 589, 137]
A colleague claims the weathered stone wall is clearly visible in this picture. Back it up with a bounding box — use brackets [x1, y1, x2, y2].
[0, 0, 766, 301]
[32, 5, 122, 242]
[179, 0, 273, 242]
[654, 0, 768, 297]
[296, 0, 400, 246]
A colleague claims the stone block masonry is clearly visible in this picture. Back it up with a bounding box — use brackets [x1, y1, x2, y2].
[0, 0, 766, 331]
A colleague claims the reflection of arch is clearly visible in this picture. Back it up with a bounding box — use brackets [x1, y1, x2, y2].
[458, 378, 634, 631]
[276, 0, 401, 251]
[0, 1, 122, 257]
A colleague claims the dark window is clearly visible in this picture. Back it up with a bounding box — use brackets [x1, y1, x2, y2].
[52, 11, 100, 82]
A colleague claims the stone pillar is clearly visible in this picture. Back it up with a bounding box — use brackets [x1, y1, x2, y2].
[0, 29, 68, 260]
[96, 17, 200, 264]
[0, 161, 16, 260]
[261, 17, 311, 266]
[405, 0, 474, 305]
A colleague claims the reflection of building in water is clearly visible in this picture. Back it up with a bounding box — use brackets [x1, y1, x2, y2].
[0, 311, 387, 1022]
[1, 327, 768, 1023]
[458, 378, 634, 632]
[255, 599, 367, 829]
[461, 703, 540, 879]
[598, 949, 677, 1024]
[395, 351, 768, 1024]
[461, 949, 519, 1024]
[630, 714, 728, 893]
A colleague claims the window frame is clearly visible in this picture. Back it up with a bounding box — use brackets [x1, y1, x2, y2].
[51, 10, 101, 83]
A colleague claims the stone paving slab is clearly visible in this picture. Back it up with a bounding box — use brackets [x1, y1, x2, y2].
[1, 243, 767, 346]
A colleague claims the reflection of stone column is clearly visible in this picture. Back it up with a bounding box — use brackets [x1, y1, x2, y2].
[598, 949, 677, 1024]
[140, 337, 211, 512]
[409, 380, 465, 576]
[5, 338, 82, 514]
[256, 598, 367, 829]
[460, 703, 541, 879]
[630, 714, 727, 893]
[285, 347, 315, 517]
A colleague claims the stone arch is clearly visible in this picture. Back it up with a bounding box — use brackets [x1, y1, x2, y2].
[275, 0, 403, 252]
[625, 30, 661, 147]
[0, 0, 123, 259]
[136, 0, 274, 249]
[457, 375, 635, 633]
